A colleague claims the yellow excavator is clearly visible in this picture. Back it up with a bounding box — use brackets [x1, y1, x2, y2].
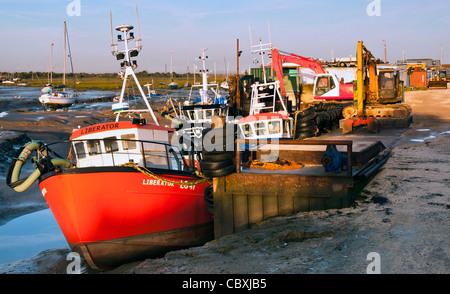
[341, 41, 412, 134]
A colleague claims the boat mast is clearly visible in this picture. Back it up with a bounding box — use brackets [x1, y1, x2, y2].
[170, 51, 174, 82]
[63, 21, 66, 92]
[65, 21, 76, 91]
[186, 60, 189, 84]
[50, 43, 54, 85]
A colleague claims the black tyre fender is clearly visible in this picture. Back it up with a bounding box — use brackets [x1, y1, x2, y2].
[297, 124, 317, 133]
[202, 163, 236, 178]
[204, 184, 214, 214]
[200, 158, 235, 171]
[298, 113, 315, 123]
[295, 131, 316, 140]
[296, 120, 315, 128]
[202, 151, 235, 162]
[297, 106, 315, 117]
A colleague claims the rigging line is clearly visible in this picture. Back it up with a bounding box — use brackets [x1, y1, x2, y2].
[65, 23, 76, 92]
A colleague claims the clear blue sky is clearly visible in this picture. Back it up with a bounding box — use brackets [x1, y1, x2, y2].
[1, 0, 449, 74]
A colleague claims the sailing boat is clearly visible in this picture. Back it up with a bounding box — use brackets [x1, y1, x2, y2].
[144, 79, 161, 98]
[168, 50, 178, 89]
[221, 56, 230, 89]
[39, 21, 76, 111]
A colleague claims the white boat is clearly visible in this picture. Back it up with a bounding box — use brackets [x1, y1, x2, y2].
[39, 21, 77, 111]
[221, 56, 230, 89]
[163, 48, 230, 149]
[144, 80, 161, 98]
[236, 38, 293, 140]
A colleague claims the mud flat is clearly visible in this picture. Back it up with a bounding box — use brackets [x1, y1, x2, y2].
[0, 89, 449, 274]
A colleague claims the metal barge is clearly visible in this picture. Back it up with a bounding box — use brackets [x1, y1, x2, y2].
[212, 138, 389, 239]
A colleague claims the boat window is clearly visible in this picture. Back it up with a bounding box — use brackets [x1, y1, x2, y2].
[242, 123, 254, 138]
[87, 140, 101, 155]
[283, 120, 290, 135]
[142, 142, 168, 169]
[104, 136, 119, 153]
[195, 110, 204, 121]
[121, 134, 137, 150]
[74, 142, 86, 159]
[205, 109, 214, 118]
[187, 110, 194, 121]
[268, 120, 281, 134]
[254, 121, 267, 136]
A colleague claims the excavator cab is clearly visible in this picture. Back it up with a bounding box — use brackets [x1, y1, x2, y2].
[314, 75, 336, 96]
[378, 69, 404, 103]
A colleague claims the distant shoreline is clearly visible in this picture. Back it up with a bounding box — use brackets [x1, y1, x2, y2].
[1, 73, 228, 91]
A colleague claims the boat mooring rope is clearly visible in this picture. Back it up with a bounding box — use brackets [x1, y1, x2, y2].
[119, 161, 211, 186]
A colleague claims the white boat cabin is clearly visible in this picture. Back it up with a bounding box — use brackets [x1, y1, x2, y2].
[237, 112, 293, 140]
[70, 120, 183, 170]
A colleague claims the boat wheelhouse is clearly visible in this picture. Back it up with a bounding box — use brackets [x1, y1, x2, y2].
[70, 120, 177, 168]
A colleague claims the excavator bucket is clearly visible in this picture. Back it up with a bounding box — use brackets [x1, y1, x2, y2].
[428, 80, 448, 89]
[342, 117, 379, 134]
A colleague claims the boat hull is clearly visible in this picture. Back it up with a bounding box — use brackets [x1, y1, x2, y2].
[39, 94, 75, 109]
[72, 221, 213, 269]
[39, 167, 213, 269]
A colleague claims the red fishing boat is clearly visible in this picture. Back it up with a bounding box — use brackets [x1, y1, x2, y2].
[7, 11, 213, 270]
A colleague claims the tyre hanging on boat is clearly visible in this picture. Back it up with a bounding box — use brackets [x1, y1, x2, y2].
[294, 106, 317, 139]
[199, 126, 236, 178]
[204, 184, 214, 214]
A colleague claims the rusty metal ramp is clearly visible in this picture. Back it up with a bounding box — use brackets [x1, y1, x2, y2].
[213, 139, 390, 239]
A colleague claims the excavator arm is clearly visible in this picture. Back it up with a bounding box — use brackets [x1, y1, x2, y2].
[271, 48, 326, 97]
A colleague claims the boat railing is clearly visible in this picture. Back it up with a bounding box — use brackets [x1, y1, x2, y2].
[44, 139, 188, 172]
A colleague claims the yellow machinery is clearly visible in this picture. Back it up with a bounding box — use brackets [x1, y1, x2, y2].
[428, 69, 448, 89]
[341, 41, 412, 133]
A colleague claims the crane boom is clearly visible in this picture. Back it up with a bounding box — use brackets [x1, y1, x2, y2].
[271, 48, 326, 97]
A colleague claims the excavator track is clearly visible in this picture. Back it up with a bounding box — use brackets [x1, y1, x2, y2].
[342, 103, 412, 120]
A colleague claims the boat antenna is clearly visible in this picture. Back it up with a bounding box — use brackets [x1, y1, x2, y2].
[135, 4, 142, 50]
[249, 31, 272, 83]
[197, 48, 210, 103]
[110, 7, 159, 125]
[110, 10, 117, 55]
[136, 5, 141, 40]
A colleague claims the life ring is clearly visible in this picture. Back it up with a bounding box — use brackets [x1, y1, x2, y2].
[7, 141, 72, 192]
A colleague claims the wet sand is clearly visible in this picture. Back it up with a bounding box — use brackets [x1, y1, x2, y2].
[0, 88, 449, 274]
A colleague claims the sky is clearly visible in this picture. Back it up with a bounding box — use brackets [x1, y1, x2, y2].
[0, 0, 449, 74]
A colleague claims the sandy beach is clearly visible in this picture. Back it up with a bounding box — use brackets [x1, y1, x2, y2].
[0, 87, 449, 274]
